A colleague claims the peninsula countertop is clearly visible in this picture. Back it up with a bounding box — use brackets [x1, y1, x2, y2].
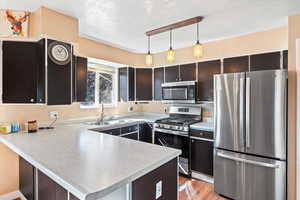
[0, 115, 180, 200]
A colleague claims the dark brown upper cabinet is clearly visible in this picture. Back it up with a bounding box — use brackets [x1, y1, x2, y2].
[2, 40, 45, 104]
[47, 39, 72, 105]
[283, 50, 288, 69]
[165, 65, 179, 82]
[197, 60, 221, 101]
[180, 63, 196, 81]
[73, 56, 87, 102]
[135, 68, 153, 101]
[250, 52, 281, 71]
[154, 67, 164, 100]
[223, 56, 249, 73]
[118, 67, 135, 102]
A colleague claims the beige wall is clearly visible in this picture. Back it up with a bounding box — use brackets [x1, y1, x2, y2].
[287, 13, 300, 200]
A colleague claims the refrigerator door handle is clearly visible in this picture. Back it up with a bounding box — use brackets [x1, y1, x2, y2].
[217, 152, 279, 169]
[246, 77, 251, 148]
[239, 78, 244, 147]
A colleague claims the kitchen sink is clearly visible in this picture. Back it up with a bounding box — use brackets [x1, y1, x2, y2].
[84, 119, 135, 126]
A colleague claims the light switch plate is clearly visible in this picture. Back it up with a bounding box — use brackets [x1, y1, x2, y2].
[155, 180, 162, 199]
[49, 111, 59, 119]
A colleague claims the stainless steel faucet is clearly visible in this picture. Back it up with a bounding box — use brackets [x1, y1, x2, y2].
[97, 104, 105, 124]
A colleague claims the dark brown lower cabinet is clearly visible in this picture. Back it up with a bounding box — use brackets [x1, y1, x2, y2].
[70, 194, 80, 200]
[191, 138, 214, 176]
[19, 157, 35, 200]
[132, 158, 178, 200]
[122, 132, 138, 140]
[38, 170, 68, 200]
[139, 123, 153, 143]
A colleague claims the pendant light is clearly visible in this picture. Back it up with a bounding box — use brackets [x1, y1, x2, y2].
[193, 22, 203, 59]
[145, 36, 153, 66]
[167, 29, 175, 63]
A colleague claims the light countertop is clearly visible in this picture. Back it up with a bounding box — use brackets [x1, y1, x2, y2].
[190, 121, 214, 132]
[0, 113, 179, 200]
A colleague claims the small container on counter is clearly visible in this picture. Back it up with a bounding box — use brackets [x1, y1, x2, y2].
[0, 123, 11, 134]
[27, 120, 38, 133]
[11, 122, 20, 133]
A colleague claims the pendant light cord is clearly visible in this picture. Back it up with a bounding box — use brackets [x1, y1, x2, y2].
[170, 29, 173, 49]
[148, 36, 150, 54]
[197, 23, 199, 43]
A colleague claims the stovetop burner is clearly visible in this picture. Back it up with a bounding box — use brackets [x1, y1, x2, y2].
[156, 117, 201, 126]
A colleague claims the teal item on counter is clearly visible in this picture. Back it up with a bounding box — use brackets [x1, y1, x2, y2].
[11, 123, 20, 133]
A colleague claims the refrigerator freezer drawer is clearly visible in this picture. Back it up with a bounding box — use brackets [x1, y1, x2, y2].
[214, 149, 286, 200]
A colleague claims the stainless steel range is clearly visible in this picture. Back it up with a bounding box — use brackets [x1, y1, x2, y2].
[154, 106, 202, 176]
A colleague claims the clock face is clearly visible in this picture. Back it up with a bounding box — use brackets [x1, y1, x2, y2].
[51, 45, 69, 62]
[48, 41, 71, 65]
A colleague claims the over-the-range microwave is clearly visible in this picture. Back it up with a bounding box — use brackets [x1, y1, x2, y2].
[161, 81, 197, 104]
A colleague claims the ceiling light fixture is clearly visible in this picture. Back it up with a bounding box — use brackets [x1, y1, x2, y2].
[167, 29, 175, 63]
[145, 36, 153, 66]
[193, 22, 203, 59]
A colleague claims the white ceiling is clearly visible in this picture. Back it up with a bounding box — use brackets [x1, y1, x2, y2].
[1, 0, 300, 53]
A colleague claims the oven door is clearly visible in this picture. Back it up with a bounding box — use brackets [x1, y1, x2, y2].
[154, 131, 191, 176]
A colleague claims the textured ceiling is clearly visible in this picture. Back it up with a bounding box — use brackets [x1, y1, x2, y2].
[1, 0, 300, 53]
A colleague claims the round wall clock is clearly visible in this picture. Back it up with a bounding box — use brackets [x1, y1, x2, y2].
[48, 41, 71, 65]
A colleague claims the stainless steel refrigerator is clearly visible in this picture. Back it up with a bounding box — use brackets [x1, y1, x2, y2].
[214, 69, 287, 200]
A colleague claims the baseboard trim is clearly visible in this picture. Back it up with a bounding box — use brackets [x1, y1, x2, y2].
[0, 191, 26, 200]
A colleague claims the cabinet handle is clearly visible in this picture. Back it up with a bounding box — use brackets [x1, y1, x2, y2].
[30, 98, 35, 103]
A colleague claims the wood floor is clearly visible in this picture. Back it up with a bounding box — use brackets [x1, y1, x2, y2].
[179, 176, 228, 200]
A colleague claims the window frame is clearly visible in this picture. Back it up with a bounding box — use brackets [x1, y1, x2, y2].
[80, 70, 117, 109]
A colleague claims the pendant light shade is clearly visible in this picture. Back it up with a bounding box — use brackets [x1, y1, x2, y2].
[145, 36, 153, 66]
[193, 23, 203, 59]
[167, 30, 176, 63]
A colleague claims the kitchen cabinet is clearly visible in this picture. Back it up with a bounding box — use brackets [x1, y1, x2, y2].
[283, 50, 288, 69]
[38, 170, 68, 200]
[154, 67, 164, 100]
[70, 194, 80, 200]
[73, 56, 87, 102]
[101, 128, 121, 136]
[132, 158, 177, 200]
[165, 65, 179, 82]
[19, 157, 35, 200]
[179, 63, 196, 81]
[135, 68, 153, 101]
[118, 67, 135, 101]
[223, 56, 249, 73]
[139, 123, 153, 143]
[190, 129, 214, 176]
[164, 64, 196, 82]
[2, 40, 45, 104]
[197, 60, 221, 101]
[250, 51, 281, 71]
[122, 132, 138, 140]
[47, 39, 72, 105]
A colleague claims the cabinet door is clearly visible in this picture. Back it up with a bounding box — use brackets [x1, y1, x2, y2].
[19, 157, 35, 200]
[136, 68, 152, 101]
[47, 39, 72, 105]
[224, 56, 249, 73]
[128, 67, 135, 101]
[2, 41, 41, 103]
[250, 52, 281, 71]
[139, 123, 153, 143]
[122, 132, 138, 140]
[197, 60, 221, 101]
[118, 67, 128, 101]
[191, 138, 214, 176]
[165, 65, 179, 82]
[180, 63, 196, 81]
[70, 194, 80, 200]
[283, 50, 288, 69]
[74, 56, 87, 102]
[37, 39, 46, 104]
[38, 170, 67, 200]
[132, 158, 178, 200]
[154, 67, 164, 100]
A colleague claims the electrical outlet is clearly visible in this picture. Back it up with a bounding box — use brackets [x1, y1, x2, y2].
[155, 180, 162, 199]
[49, 111, 59, 119]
